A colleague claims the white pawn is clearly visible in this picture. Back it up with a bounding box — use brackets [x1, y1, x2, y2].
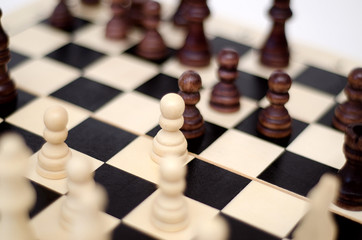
[293, 174, 340, 240]
[37, 105, 72, 179]
[0, 133, 36, 240]
[151, 156, 188, 232]
[60, 154, 96, 230]
[69, 184, 109, 240]
[151, 93, 188, 164]
[194, 215, 229, 240]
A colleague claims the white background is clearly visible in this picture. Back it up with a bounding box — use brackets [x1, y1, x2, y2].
[2, 0, 362, 62]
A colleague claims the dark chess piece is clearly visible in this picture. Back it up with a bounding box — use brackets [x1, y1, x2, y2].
[178, 0, 211, 67]
[173, 0, 189, 27]
[260, 0, 292, 68]
[136, 1, 167, 60]
[210, 48, 240, 113]
[178, 70, 205, 139]
[333, 68, 362, 132]
[81, 0, 100, 5]
[130, 0, 147, 27]
[0, 9, 17, 112]
[105, 0, 131, 40]
[336, 123, 362, 211]
[49, 0, 74, 30]
[257, 70, 292, 138]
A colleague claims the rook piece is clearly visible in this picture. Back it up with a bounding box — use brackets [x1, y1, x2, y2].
[151, 156, 188, 231]
[49, 0, 74, 30]
[36, 105, 72, 179]
[178, 0, 211, 67]
[257, 70, 292, 138]
[333, 68, 362, 132]
[293, 174, 340, 240]
[136, 1, 167, 60]
[151, 93, 188, 164]
[0, 9, 17, 109]
[178, 70, 205, 139]
[260, 0, 292, 68]
[336, 124, 362, 211]
[105, 0, 131, 40]
[0, 134, 36, 240]
[210, 48, 241, 113]
[172, 0, 189, 26]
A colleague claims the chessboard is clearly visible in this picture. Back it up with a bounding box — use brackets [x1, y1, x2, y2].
[1, 0, 362, 239]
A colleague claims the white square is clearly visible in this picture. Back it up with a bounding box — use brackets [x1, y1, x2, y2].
[200, 129, 284, 177]
[84, 55, 159, 91]
[287, 123, 345, 169]
[94, 92, 160, 135]
[12, 58, 81, 96]
[7, 96, 90, 136]
[10, 24, 70, 58]
[222, 181, 307, 238]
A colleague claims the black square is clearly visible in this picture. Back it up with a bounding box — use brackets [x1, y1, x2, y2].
[29, 181, 61, 218]
[220, 213, 282, 240]
[211, 37, 251, 56]
[124, 45, 176, 65]
[46, 43, 104, 69]
[0, 122, 44, 153]
[334, 214, 362, 240]
[45, 17, 90, 33]
[234, 108, 309, 148]
[112, 223, 157, 240]
[51, 77, 122, 112]
[317, 103, 339, 130]
[94, 164, 156, 219]
[294, 66, 347, 95]
[258, 151, 338, 196]
[185, 159, 250, 210]
[135, 73, 179, 100]
[67, 118, 137, 162]
[9, 51, 29, 69]
[0, 89, 36, 118]
[235, 71, 269, 100]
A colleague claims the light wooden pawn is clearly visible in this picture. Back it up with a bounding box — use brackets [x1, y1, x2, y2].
[37, 105, 72, 179]
[60, 154, 96, 231]
[0, 133, 36, 240]
[194, 215, 229, 240]
[69, 184, 109, 240]
[151, 156, 188, 232]
[293, 174, 340, 240]
[151, 93, 188, 164]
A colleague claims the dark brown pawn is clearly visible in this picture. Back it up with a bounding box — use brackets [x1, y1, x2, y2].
[260, 0, 292, 68]
[81, 0, 100, 5]
[178, 70, 205, 139]
[136, 1, 167, 60]
[0, 9, 17, 106]
[210, 48, 240, 113]
[178, 0, 211, 67]
[336, 124, 362, 211]
[105, 0, 131, 40]
[49, 0, 74, 30]
[173, 0, 189, 27]
[130, 0, 147, 27]
[257, 70, 292, 138]
[333, 68, 362, 132]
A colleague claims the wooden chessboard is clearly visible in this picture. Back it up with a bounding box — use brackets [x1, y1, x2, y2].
[1, 0, 361, 239]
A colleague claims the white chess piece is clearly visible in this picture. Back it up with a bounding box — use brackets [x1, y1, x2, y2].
[151, 156, 188, 232]
[194, 215, 229, 240]
[0, 133, 36, 240]
[293, 174, 340, 240]
[151, 93, 188, 164]
[37, 105, 72, 179]
[60, 154, 95, 230]
[68, 184, 109, 240]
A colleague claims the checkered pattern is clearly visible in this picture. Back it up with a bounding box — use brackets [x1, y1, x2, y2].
[1, 1, 361, 240]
